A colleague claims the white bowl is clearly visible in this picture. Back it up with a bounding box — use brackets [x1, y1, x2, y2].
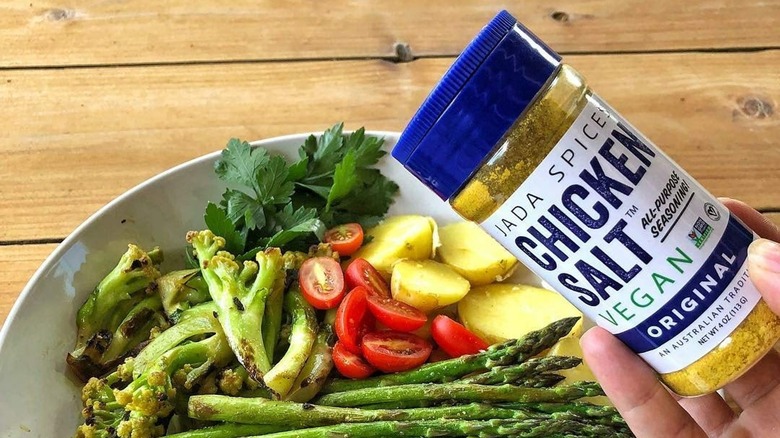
[0, 132, 544, 436]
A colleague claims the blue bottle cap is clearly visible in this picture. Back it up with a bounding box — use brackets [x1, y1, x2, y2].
[392, 11, 561, 200]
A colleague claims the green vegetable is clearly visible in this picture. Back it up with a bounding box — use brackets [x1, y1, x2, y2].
[157, 269, 211, 323]
[287, 324, 335, 403]
[188, 397, 540, 425]
[313, 381, 605, 408]
[460, 356, 582, 385]
[67, 244, 166, 381]
[205, 123, 398, 255]
[76, 302, 232, 438]
[166, 424, 288, 438]
[515, 373, 567, 388]
[321, 317, 580, 394]
[239, 418, 625, 438]
[187, 230, 285, 383]
[263, 286, 318, 398]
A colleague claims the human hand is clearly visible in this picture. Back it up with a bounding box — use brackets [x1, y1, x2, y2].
[581, 198, 780, 437]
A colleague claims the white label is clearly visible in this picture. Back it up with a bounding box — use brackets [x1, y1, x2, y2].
[482, 95, 761, 373]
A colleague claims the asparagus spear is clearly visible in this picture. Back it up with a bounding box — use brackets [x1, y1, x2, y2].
[238, 418, 616, 438]
[461, 356, 582, 385]
[320, 317, 579, 394]
[166, 423, 288, 438]
[188, 396, 544, 425]
[521, 401, 622, 419]
[314, 381, 604, 407]
[516, 373, 567, 388]
[518, 402, 630, 432]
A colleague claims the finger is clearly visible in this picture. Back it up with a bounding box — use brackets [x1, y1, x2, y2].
[727, 353, 780, 433]
[581, 327, 706, 438]
[719, 198, 780, 241]
[676, 393, 736, 436]
[724, 238, 780, 411]
[748, 239, 780, 315]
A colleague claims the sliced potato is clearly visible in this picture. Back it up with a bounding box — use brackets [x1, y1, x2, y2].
[457, 284, 583, 345]
[391, 259, 470, 313]
[348, 215, 438, 279]
[548, 335, 612, 406]
[437, 221, 518, 286]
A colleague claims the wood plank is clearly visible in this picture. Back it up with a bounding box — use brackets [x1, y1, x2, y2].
[767, 213, 780, 230]
[1, 1, 778, 67]
[1, 50, 779, 241]
[0, 244, 57, 327]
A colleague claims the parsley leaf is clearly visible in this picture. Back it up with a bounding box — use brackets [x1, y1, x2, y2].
[204, 123, 399, 255]
[256, 155, 294, 205]
[326, 149, 357, 210]
[221, 189, 265, 230]
[214, 139, 269, 194]
[204, 202, 246, 254]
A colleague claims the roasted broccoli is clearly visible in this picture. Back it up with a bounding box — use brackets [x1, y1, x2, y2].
[157, 269, 211, 323]
[186, 230, 285, 384]
[68, 244, 167, 381]
[76, 302, 232, 438]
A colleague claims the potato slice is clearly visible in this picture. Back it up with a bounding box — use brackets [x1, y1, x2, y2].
[391, 259, 470, 314]
[457, 284, 583, 345]
[348, 215, 438, 279]
[548, 336, 612, 406]
[437, 221, 518, 286]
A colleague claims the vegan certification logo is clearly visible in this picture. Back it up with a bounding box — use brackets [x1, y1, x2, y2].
[689, 217, 713, 248]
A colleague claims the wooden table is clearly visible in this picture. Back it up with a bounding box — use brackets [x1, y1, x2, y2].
[1, 1, 779, 327]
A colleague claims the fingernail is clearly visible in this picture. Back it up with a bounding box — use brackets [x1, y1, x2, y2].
[749, 239, 780, 273]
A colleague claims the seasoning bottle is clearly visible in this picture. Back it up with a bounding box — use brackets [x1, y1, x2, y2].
[392, 10, 780, 396]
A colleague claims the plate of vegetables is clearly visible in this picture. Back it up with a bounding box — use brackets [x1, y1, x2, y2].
[0, 125, 628, 437]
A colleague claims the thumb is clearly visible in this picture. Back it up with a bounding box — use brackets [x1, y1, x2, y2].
[748, 238, 780, 314]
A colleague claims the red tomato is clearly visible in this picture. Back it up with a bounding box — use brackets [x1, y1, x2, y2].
[324, 223, 364, 256]
[366, 294, 427, 332]
[332, 341, 375, 379]
[345, 258, 390, 298]
[334, 286, 375, 354]
[361, 331, 432, 373]
[299, 257, 346, 310]
[431, 315, 489, 357]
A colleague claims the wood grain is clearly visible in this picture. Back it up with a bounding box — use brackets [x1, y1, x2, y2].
[767, 213, 780, 230]
[0, 244, 58, 326]
[1, 1, 778, 67]
[2, 51, 779, 241]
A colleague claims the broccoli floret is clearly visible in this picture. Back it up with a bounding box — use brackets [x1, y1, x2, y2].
[75, 302, 233, 438]
[157, 269, 211, 323]
[282, 251, 308, 271]
[68, 244, 167, 381]
[186, 230, 285, 384]
[216, 367, 245, 396]
[262, 285, 317, 398]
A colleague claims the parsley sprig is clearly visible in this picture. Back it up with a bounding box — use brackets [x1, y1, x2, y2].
[204, 123, 399, 255]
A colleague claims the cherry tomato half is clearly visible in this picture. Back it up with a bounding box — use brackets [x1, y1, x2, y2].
[335, 286, 375, 354]
[361, 331, 432, 373]
[324, 223, 364, 256]
[332, 341, 375, 379]
[366, 294, 427, 332]
[345, 258, 390, 298]
[431, 315, 489, 358]
[299, 257, 346, 310]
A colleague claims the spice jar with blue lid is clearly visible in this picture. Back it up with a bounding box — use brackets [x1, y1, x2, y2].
[392, 10, 780, 396]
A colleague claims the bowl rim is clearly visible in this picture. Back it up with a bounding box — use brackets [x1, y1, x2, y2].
[0, 130, 401, 353]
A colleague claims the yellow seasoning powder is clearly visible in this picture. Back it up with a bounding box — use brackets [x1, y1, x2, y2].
[392, 12, 780, 396]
